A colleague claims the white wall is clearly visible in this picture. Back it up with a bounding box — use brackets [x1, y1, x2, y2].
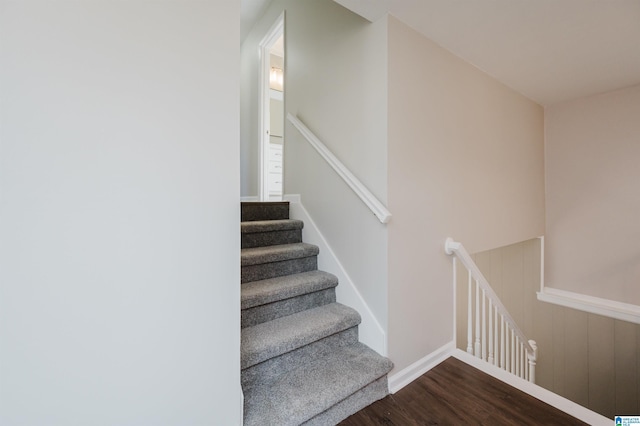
[387, 16, 545, 373]
[241, 0, 389, 332]
[0, 1, 241, 424]
[545, 84, 640, 306]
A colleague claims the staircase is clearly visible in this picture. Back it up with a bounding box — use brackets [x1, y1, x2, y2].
[241, 201, 393, 425]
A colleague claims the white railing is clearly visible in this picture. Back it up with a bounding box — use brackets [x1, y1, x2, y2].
[445, 238, 538, 383]
[287, 113, 392, 224]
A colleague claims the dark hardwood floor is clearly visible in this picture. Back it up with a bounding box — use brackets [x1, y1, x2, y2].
[340, 357, 588, 425]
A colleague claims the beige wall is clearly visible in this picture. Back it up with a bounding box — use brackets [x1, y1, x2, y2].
[1, 1, 241, 424]
[464, 239, 640, 418]
[545, 84, 640, 305]
[387, 16, 545, 373]
[241, 0, 389, 329]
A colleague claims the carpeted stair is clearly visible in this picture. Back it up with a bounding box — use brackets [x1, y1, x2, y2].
[241, 201, 393, 425]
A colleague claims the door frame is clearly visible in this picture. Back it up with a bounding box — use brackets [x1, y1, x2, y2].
[258, 13, 285, 201]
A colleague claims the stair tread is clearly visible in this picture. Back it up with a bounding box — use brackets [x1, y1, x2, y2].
[241, 302, 360, 369]
[243, 342, 393, 426]
[241, 243, 319, 266]
[241, 271, 338, 310]
[241, 219, 304, 234]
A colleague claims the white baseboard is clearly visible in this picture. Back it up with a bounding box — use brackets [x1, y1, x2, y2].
[240, 196, 259, 202]
[538, 286, 640, 325]
[452, 349, 610, 426]
[284, 194, 387, 356]
[388, 341, 455, 394]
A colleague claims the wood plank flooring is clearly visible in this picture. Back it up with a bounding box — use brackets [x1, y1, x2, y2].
[339, 357, 589, 425]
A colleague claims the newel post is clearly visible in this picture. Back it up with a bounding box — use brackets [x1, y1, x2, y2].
[527, 340, 538, 383]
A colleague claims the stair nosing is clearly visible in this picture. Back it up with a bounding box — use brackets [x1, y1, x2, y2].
[241, 302, 361, 369]
[241, 242, 319, 266]
[241, 271, 338, 309]
[241, 219, 304, 234]
[243, 342, 393, 426]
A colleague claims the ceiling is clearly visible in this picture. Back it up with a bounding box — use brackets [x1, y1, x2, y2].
[244, 0, 640, 106]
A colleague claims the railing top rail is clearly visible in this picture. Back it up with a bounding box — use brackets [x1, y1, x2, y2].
[446, 238, 535, 354]
[287, 113, 392, 224]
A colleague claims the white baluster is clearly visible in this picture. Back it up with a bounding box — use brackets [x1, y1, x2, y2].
[474, 280, 481, 358]
[447, 240, 539, 383]
[520, 343, 528, 380]
[516, 338, 520, 378]
[510, 329, 516, 374]
[488, 300, 494, 365]
[500, 315, 506, 369]
[528, 340, 538, 383]
[481, 289, 486, 361]
[466, 271, 473, 354]
[524, 351, 528, 381]
[453, 256, 457, 348]
[493, 307, 499, 366]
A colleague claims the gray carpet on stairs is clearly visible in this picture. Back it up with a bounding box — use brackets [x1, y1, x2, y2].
[241, 219, 304, 249]
[241, 219, 304, 233]
[241, 327, 359, 391]
[241, 303, 361, 369]
[241, 243, 320, 283]
[241, 256, 318, 284]
[241, 287, 336, 327]
[241, 201, 290, 222]
[243, 343, 393, 426]
[302, 376, 389, 426]
[241, 271, 338, 310]
[240, 202, 393, 425]
[241, 243, 319, 266]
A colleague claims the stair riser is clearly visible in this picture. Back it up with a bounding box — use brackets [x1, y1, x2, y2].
[241, 256, 317, 283]
[302, 376, 389, 426]
[241, 229, 302, 249]
[241, 327, 359, 392]
[241, 202, 289, 221]
[242, 288, 336, 328]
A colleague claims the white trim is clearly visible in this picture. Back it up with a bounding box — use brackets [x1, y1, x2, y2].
[284, 194, 387, 356]
[286, 113, 392, 224]
[538, 235, 640, 323]
[452, 257, 457, 351]
[388, 341, 455, 394]
[537, 236, 640, 324]
[240, 196, 259, 202]
[452, 349, 610, 426]
[537, 287, 640, 325]
[258, 13, 285, 201]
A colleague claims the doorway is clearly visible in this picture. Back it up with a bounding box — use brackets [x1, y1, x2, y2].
[259, 14, 285, 201]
